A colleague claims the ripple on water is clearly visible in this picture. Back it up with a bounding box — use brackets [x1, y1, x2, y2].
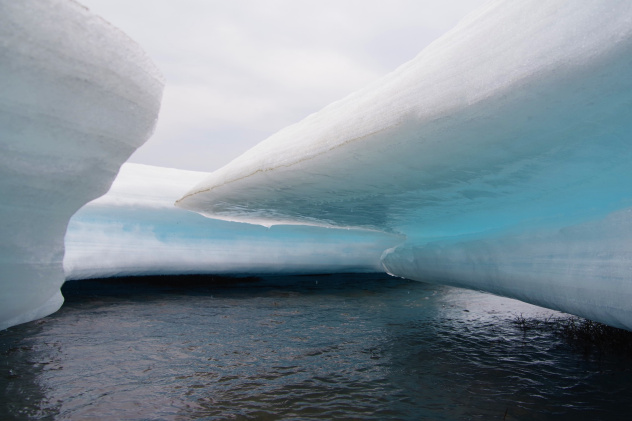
[1, 273, 632, 420]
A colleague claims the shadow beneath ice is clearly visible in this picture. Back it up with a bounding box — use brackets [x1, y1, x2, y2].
[60, 272, 402, 303]
[61, 274, 262, 299]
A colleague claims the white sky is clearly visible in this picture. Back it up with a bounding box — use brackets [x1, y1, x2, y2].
[78, 0, 487, 172]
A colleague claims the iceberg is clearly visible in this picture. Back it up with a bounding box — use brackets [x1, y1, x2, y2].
[177, 1, 632, 329]
[0, 0, 163, 329]
[65, 164, 401, 279]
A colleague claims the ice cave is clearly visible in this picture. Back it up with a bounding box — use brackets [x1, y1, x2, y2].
[2, 0, 632, 331]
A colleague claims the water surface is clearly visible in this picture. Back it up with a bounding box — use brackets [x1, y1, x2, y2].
[2, 274, 631, 420]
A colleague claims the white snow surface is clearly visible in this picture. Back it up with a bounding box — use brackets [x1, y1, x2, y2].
[65, 164, 402, 279]
[0, 0, 163, 330]
[178, 1, 632, 330]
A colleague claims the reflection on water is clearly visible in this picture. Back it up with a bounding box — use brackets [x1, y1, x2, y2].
[1, 274, 632, 420]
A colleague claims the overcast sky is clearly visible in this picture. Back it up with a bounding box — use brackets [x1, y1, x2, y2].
[78, 0, 487, 172]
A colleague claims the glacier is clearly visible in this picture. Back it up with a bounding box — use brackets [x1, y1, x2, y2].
[177, 1, 632, 330]
[0, 0, 163, 330]
[64, 163, 401, 279]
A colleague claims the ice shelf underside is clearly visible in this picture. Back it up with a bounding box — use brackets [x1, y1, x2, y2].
[65, 164, 401, 280]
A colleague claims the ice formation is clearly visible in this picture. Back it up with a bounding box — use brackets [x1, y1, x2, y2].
[65, 164, 400, 279]
[0, 0, 163, 329]
[178, 1, 632, 330]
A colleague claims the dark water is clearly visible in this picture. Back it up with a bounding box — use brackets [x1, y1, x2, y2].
[2, 274, 632, 420]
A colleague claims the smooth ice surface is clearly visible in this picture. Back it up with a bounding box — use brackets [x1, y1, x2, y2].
[178, 1, 632, 329]
[0, 0, 163, 329]
[65, 164, 402, 279]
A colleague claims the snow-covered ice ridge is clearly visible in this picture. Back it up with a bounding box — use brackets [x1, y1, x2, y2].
[178, 1, 632, 330]
[0, 0, 163, 330]
[65, 164, 401, 279]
